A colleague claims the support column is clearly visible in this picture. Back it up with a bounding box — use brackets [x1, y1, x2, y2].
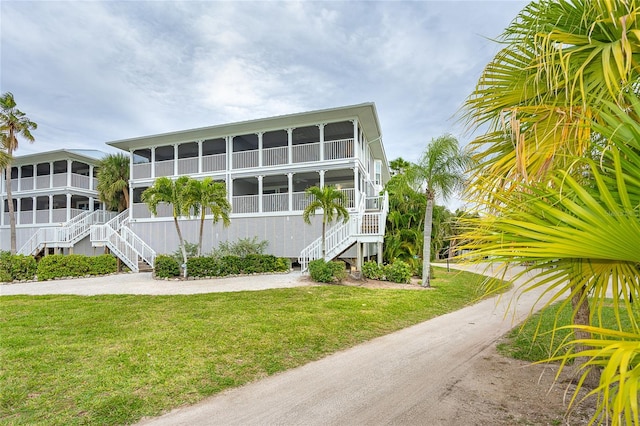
[17, 166, 21, 192]
[227, 177, 233, 206]
[48, 194, 53, 223]
[197, 140, 203, 174]
[67, 160, 72, 187]
[356, 242, 363, 271]
[287, 173, 293, 212]
[377, 241, 383, 265]
[49, 162, 54, 188]
[174, 144, 179, 176]
[16, 198, 21, 225]
[0, 195, 4, 226]
[151, 148, 156, 178]
[89, 165, 95, 190]
[257, 132, 263, 168]
[352, 119, 359, 161]
[287, 128, 293, 164]
[353, 167, 359, 209]
[318, 123, 325, 161]
[66, 193, 72, 222]
[32, 196, 37, 224]
[129, 150, 134, 183]
[257, 175, 263, 213]
[89, 197, 95, 211]
[319, 170, 325, 188]
[228, 136, 234, 170]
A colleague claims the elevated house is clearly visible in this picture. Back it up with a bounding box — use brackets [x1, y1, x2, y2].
[1, 103, 391, 272]
[108, 103, 391, 271]
[0, 149, 116, 256]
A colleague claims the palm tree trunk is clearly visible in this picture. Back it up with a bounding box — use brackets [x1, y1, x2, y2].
[198, 211, 205, 257]
[5, 161, 16, 254]
[570, 284, 601, 388]
[172, 215, 188, 274]
[422, 196, 434, 287]
[122, 188, 130, 210]
[321, 220, 326, 259]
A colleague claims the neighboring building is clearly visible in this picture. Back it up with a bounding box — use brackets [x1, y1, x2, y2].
[0, 149, 115, 255]
[108, 103, 391, 270]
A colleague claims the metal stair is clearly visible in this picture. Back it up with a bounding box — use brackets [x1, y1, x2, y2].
[90, 210, 156, 273]
[298, 192, 388, 272]
[18, 210, 117, 256]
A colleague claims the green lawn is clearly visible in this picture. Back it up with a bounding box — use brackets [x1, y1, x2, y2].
[1, 268, 487, 425]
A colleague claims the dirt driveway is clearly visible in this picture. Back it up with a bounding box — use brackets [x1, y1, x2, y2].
[134, 263, 595, 426]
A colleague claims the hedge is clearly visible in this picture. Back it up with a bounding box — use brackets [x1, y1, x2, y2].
[362, 259, 412, 283]
[161, 254, 291, 279]
[36, 254, 117, 281]
[0, 252, 37, 282]
[308, 259, 347, 283]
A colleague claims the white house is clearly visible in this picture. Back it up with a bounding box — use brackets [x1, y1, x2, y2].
[0, 149, 116, 255]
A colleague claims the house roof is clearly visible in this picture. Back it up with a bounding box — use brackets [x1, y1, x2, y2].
[8, 149, 109, 165]
[107, 103, 390, 182]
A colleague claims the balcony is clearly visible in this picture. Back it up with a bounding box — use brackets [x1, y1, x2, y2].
[5, 173, 97, 194]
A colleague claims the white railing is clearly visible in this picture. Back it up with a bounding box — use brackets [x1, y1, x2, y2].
[90, 210, 156, 273]
[292, 192, 310, 211]
[203, 153, 226, 172]
[133, 163, 151, 179]
[324, 138, 354, 160]
[70, 173, 92, 189]
[155, 160, 174, 177]
[298, 192, 388, 272]
[263, 193, 288, 212]
[178, 157, 198, 175]
[233, 150, 259, 169]
[232, 195, 259, 214]
[18, 209, 116, 256]
[292, 142, 320, 163]
[36, 175, 50, 189]
[263, 146, 288, 166]
[21, 177, 34, 190]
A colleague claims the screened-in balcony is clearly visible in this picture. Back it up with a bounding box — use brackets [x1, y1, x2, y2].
[4, 160, 97, 194]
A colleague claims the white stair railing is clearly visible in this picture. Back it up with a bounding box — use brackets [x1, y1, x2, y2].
[18, 210, 116, 256]
[90, 210, 156, 273]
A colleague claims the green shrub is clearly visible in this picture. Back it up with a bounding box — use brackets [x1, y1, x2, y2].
[37, 254, 91, 281]
[88, 255, 117, 276]
[384, 260, 412, 284]
[0, 252, 37, 282]
[362, 261, 384, 280]
[275, 257, 290, 272]
[154, 255, 180, 278]
[213, 237, 268, 258]
[171, 241, 199, 262]
[219, 255, 242, 275]
[309, 259, 347, 283]
[186, 257, 222, 277]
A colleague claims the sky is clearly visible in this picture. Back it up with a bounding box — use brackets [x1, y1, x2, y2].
[1, 0, 527, 166]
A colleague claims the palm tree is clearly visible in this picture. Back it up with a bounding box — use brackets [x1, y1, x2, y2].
[96, 153, 130, 212]
[411, 135, 471, 287]
[1, 92, 37, 254]
[185, 177, 231, 257]
[459, 0, 640, 418]
[141, 176, 191, 267]
[302, 185, 350, 259]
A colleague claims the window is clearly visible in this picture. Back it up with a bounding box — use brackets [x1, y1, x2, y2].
[374, 160, 382, 186]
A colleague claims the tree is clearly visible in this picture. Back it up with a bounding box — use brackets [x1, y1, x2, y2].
[302, 185, 349, 259]
[411, 135, 471, 287]
[1, 92, 37, 254]
[460, 0, 640, 420]
[141, 176, 191, 268]
[96, 153, 130, 212]
[185, 177, 231, 257]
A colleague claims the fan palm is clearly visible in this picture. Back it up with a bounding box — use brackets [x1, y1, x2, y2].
[184, 177, 231, 257]
[410, 135, 471, 287]
[1, 92, 37, 254]
[96, 153, 130, 212]
[141, 176, 191, 267]
[302, 185, 349, 259]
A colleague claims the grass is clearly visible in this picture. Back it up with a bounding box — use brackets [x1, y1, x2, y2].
[497, 300, 639, 363]
[0, 267, 488, 425]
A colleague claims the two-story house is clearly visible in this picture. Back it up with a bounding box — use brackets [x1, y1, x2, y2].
[0, 149, 116, 255]
[107, 103, 391, 271]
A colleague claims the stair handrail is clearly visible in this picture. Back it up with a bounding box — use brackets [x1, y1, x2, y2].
[121, 218, 156, 268]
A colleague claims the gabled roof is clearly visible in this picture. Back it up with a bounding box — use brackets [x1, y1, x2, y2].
[8, 149, 109, 166]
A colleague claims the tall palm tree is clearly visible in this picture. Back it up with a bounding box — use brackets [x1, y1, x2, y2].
[1, 92, 37, 254]
[302, 185, 350, 259]
[96, 153, 130, 212]
[411, 135, 471, 287]
[184, 177, 231, 257]
[141, 176, 191, 267]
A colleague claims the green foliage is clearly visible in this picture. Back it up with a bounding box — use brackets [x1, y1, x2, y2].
[362, 261, 384, 280]
[308, 259, 346, 283]
[171, 241, 199, 262]
[36, 254, 118, 281]
[213, 237, 268, 258]
[384, 260, 412, 284]
[0, 251, 37, 282]
[186, 254, 290, 278]
[96, 153, 130, 212]
[154, 255, 180, 278]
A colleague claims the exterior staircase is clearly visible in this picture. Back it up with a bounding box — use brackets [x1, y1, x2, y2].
[18, 209, 117, 257]
[90, 210, 156, 273]
[298, 192, 388, 272]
